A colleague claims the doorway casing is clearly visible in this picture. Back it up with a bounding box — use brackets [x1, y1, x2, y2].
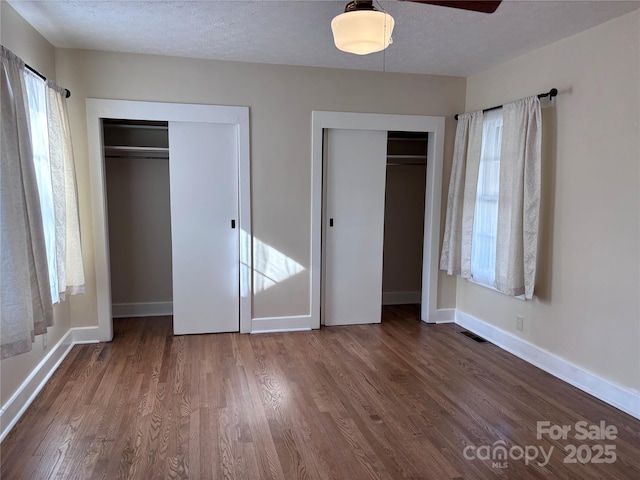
[86, 99, 252, 341]
[311, 111, 445, 327]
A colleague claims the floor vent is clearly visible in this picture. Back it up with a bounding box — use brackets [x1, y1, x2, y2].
[459, 331, 488, 343]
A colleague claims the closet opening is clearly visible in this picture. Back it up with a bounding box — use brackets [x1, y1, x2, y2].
[103, 119, 173, 325]
[382, 131, 428, 319]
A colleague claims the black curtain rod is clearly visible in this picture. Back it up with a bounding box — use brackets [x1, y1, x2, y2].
[25, 63, 71, 99]
[454, 88, 557, 121]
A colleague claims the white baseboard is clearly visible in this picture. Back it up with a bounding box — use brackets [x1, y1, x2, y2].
[382, 291, 421, 305]
[455, 310, 640, 420]
[112, 302, 173, 318]
[428, 308, 455, 324]
[0, 326, 103, 442]
[0, 329, 74, 442]
[251, 315, 312, 333]
[71, 326, 101, 344]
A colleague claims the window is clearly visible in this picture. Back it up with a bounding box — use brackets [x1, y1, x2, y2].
[2, 46, 84, 358]
[23, 70, 85, 304]
[24, 70, 61, 303]
[470, 108, 502, 288]
[440, 96, 541, 299]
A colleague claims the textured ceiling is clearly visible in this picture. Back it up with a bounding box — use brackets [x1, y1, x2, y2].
[7, 0, 640, 76]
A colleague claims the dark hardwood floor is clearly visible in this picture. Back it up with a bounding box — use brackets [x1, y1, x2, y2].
[2, 305, 639, 479]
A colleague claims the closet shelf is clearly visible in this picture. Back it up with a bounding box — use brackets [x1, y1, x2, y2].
[104, 146, 169, 157]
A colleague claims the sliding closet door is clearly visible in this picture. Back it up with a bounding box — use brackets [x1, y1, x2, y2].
[323, 128, 388, 326]
[169, 122, 239, 334]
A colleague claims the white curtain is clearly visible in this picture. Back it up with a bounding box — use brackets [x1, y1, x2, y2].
[442, 96, 542, 300]
[1, 47, 84, 359]
[440, 111, 483, 276]
[46, 80, 85, 299]
[1, 46, 53, 359]
[495, 96, 542, 299]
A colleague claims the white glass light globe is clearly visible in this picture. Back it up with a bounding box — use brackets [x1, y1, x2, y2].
[331, 10, 394, 55]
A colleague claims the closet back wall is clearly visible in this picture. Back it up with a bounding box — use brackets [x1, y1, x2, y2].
[382, 165, 426, 301]
[382, 133, 427, 304]
[106, 157, 172, 308]
[104, 122, 173, 313]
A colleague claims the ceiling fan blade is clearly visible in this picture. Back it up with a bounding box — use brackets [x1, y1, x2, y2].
[402, 1, 502, 14]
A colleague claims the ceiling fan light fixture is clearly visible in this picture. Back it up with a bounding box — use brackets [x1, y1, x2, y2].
[331, 5, 394, 55]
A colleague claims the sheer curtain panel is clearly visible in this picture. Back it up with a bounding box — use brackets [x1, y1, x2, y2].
[495, 96, 542, 299]
[46, 81, 85, 299]
[440, 111, 483, 276]
[1, 46, 54, 359]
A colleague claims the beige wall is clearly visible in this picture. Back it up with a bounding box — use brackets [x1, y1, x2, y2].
[0, 2, 72, 405]
[54, 48, 465, 326]
[1, 1, 55, 79]
[459, 11, 640, 390]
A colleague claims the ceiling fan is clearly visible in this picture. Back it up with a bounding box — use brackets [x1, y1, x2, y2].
[402, 1, 502, 14]
[332, 0, 502, 55]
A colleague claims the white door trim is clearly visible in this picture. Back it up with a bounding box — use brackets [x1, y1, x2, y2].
[86, 99, 252, 340]
[311, 111, 445, 328]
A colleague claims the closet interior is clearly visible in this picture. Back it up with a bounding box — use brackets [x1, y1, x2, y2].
[382, 131, 428, 306]
[103, 119, 173, 317]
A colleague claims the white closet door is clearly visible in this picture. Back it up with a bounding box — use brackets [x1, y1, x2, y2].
[324, 128, 388, 326]
[169, 122, 239, 334]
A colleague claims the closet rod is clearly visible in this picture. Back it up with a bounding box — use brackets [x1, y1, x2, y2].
[454, 88, 557, 120]
[25, 63, 71, 98]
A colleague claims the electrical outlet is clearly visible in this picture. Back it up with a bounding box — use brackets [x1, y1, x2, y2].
[42, 333, 47, 349]
[516, 315, 524, 332]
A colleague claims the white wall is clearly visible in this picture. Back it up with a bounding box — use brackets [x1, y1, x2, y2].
[53, 48, 465, 327]
[0, 2, 72, 406]
[459, 11, 640, 391]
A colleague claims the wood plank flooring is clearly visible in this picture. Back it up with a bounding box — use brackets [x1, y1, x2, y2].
[2, 305, 639, 479]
